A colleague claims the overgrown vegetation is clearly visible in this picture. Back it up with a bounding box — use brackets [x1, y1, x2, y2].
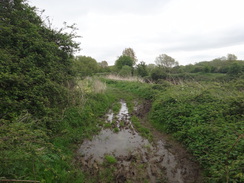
[0, 1, 114, 182]
[105, 78, 244, 183]
[0, 78, 117, 182]
[150, 81, 243, 182]
[0, 0, 80, 121]
[1, 1, 243, 182]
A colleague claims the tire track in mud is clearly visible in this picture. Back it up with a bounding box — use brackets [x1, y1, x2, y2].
[77, 100, 203, 183]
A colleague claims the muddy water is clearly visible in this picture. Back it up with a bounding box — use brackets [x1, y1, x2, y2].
[78, 100, 202, 183]
[78, 129, 149, 163]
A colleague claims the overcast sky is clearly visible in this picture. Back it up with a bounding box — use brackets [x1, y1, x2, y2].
[28, 0, 244, 65]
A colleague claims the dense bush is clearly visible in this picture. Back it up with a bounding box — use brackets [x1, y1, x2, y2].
[0, 1, 90, 182]
[0, 0, 79, 120]
[150, 82, 244, 182]
[0, 89, 116, 182]
[74, 56, 99, 78]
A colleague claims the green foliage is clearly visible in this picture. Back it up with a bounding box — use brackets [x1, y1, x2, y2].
[122, 47, 137, 65]
[180, 60, 244, 76]
[0, 114, 49, 179]
[74, 56, 99, 78]
[98, 61, 111, 73]
[155, 54, 179, 70]
[135, 61, 148, 77]
[0, 0, 79, 120]
[228, 62, 243, 76]
[104, 78, 244, 182]
[118, 65, 132, 77]
[112, 101, 122, 114]
[113, 127, 119, 133]
[115, 55, 133, 70]
[104, 79, 159, 100]
[231, 79, 244, 91]
[150, 82, 244, 182]
[227, 53, 238, 61]
[0, 1, 113, 182]
[104, 155, 117, 164]
[0, 113, 85, 182]
[1, 1, 243, 183]
[0, 82, 116, 182]
[150, 67, 167, 82]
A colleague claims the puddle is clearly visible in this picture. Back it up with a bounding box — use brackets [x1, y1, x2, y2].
[106, 109, 114, 123]
[78, 100, 202, 183]
[78, 100, 147, 162]
[78, 128, 149, 163]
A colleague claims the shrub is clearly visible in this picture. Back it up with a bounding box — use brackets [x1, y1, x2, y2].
[150, 82, 244, 182]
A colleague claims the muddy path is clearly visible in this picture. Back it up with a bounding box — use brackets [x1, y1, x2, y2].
[76, 100, 203, 183]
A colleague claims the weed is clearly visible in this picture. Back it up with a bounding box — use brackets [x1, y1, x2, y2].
[119, 121, 125, 127]
[111, 120, 117, 127]
[112, 102, 121, 114]
[113, 127, 119, 133]
[103, 123, 112, 128]
[104, 155, 117, 164]
[131, 115, 153, 141]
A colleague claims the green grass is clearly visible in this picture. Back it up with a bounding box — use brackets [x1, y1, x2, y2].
[103, 122, 112, 128]
[113, 127, 119, 133]
[104, 155, 117, 164]
[131, 115, 153, 141]
[102, 78, 159, 100]
[112, 101, 121, 114]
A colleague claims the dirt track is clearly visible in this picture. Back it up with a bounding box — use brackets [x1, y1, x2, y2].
[77, 100, 203, 183]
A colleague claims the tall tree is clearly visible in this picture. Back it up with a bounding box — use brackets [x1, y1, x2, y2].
[136, 61, 148, 77]
[155, 54, 178, 70]
[122, 48, 137, 65]
[115, 55, 133, 70]
[74, 56, 98, 78]
[100, 60, 108, 68]
[227, 53, 237, 61]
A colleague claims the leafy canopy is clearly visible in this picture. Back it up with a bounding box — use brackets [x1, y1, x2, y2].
[155, 54, 179, 69]
[122, 47, 137, 65]
[0, 0, 80, 120]
[115, 55, 133, 70]
[74, 56, 98, 78]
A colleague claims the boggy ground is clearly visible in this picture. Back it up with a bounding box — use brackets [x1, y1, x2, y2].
[76, 100, 203, 183]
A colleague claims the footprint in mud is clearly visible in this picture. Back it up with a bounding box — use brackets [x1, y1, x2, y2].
[77, 100, 202, 183]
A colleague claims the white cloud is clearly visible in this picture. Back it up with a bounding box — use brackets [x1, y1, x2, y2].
[29, 0, 244, 65]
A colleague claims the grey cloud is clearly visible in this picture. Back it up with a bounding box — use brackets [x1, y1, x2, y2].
[40, 0, 170, 15]
[163, 28, 244, 52]
[29, 0, 244, 64]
